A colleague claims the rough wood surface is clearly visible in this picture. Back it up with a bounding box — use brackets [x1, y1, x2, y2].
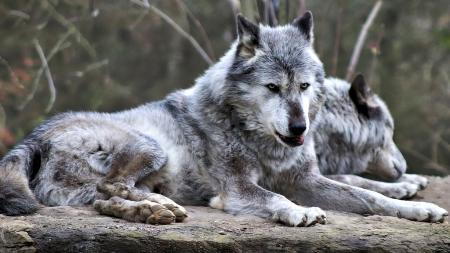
[1, 176, 449, 253]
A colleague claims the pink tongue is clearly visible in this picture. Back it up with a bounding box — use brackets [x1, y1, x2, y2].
[296, 136, 304, 145]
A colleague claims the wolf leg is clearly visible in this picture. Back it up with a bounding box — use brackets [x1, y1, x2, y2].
[326, 174, 419, 199]
[95, 138, 187, 223]
[397, 174, 428, 189]
[212, 179, 326, 227]
[292, 172, 447, 223]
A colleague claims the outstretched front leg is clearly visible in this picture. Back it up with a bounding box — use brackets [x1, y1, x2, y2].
[326, 174, 420, 199]
[286, 169, 448, 223]
[208, 146, 326, 227]
[211, 179, 326, 227]
[93, 136, 187, 224]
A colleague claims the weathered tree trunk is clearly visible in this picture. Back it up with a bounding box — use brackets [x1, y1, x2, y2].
[1, 176, 450, 253]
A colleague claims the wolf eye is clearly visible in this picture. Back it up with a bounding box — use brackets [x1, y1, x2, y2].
[300, 82, 310, 90]
[266, 83, 280, 93]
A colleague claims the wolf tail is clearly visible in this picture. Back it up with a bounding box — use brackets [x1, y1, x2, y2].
[0, 139, 41, 215]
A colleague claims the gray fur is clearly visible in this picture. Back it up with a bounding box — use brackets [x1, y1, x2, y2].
[0, 13, 447, 225]
[315, 77, 406, 179]
[314, 76, 427, 199]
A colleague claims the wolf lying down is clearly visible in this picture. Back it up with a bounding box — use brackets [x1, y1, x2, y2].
[0, 12, 447, 226]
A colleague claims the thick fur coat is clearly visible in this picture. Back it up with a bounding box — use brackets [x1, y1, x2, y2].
[0, 13, 447, 226]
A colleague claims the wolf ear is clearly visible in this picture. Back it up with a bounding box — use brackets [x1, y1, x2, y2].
[236, 14, 259, 58]
[292, 11, 314, 43]
[349, 74, 381, 118]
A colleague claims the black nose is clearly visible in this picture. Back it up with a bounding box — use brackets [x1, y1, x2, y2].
[288, 121, 307, 136]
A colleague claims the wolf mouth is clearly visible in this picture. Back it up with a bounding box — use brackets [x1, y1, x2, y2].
[275, 131, 305, 147]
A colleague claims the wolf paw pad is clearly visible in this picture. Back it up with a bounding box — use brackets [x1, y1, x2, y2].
[275, 206, 327, 227]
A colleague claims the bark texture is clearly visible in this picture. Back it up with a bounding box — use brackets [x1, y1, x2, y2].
[1, 176, 449, 253]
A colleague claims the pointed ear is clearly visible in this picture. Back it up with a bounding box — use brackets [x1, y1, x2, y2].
[349, 74, 381, 118]
[292, 11, 314, 43]
[236, 14, 260, 58]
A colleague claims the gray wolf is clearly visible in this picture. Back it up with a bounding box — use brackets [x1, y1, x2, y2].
[0, 12, 447, 226]
[315, 75, 429, 200]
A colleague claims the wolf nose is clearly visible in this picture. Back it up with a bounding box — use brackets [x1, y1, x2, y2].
[288, 122, 307, 136]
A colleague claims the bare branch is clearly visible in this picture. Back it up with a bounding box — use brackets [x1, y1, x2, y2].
[74, 59, 109, 77]
[367, 28, 384, 85]
[0, 55, 25, 90]
[7, 10, 30, 20]
[130, 0, 150, 8]
[402, 146, 448, 173]
[130, 0, 213, 65]
[227, 0, 241, 16]
[0, 104, 5, 128]
[177, 0, 216, 61]
[331, 3, 343, 76]
[297, 0, 306, 17]
[19, 30, 73, 111]
[265, 0, 279, 26]
[43, 0, 97, 59]
[285, 0, 290, 23]
[345, 0, 383, 81]
[32, 39, 56, 113]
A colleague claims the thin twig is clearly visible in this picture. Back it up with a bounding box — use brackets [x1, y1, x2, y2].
[7, 10, 30, 20]
[285, 0, 290, 23]
[74, 59, 109, 77]
[331, 3, 343, 76]
[129, 10, 148, 30]
[32, 39, 56, 113]
[176, 0, 216, 61]
[345, 0, 383, 81]
[402, 146, 448, 173]
[0, 55, 25, 90]
[19, 30, 73, 111]
[265, 0, 278, 26]
[227, 0, 241, 16]
[43, 0, 97, 59]
[130, 0, 150, 8]
[297, 0, 306, 17]
[0, 104, 6, 128]
[367, 28, 384, 86]
[130, 0, 213, 65]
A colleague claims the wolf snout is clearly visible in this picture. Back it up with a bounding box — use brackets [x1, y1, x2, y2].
[288, 121, 307, 136]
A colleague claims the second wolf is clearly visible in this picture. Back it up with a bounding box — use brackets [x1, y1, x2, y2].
[0, 12, 447, 226]
[315, 75, 428, 200]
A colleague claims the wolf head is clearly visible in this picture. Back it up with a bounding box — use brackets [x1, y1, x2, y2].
[317, 75, 407, 180]
[225, 12, 325, 147]
[348, 75, 407, 180]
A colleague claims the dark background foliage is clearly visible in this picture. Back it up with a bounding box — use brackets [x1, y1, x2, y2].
[0, 0, 449, 175]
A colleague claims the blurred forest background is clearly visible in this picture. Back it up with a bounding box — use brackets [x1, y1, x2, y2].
[0, 0, 449, 175]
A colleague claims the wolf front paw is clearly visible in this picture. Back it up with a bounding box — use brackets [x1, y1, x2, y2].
[94, 196, 178, 225]
[128, 190, 188, 222]
[397, 201, 448, 223]
[274, 206, 327, 227]
[161, 203, 188, 222]
[383, 182, 419, 199]
[398, 174, 428, 190]
[96, 181, 188, 222]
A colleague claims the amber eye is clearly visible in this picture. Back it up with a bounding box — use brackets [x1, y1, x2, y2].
[300, 82, 310, 90]
[266, 83, 280, 93]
